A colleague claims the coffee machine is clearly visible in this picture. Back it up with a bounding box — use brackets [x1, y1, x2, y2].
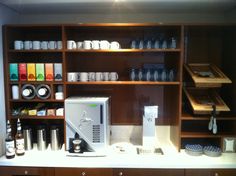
[65, 97, 110, 154]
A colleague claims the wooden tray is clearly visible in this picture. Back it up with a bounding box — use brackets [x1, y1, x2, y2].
[183, 87, 230, 114]
[184, 63, 232, 87]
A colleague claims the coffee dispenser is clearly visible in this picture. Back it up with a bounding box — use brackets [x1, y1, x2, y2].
[65, 97, 110, 153]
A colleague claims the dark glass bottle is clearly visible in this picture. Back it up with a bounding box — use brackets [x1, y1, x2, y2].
[15, 118, 25, 156]
[5, 120, 15, 159]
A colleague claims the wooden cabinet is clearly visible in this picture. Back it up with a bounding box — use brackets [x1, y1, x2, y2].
[3, 23, 236, 151]
[3, 23, 183, 149]
[180, 25, 236, 149]
[55, 168, 112, 176]
[0, 166, 54, 176]
[113, 168, 184, 176]
[185, 169, 236, 176]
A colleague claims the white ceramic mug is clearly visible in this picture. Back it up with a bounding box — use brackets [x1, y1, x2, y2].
[95, 72, 103, 81]
[48, 41, 57, 50]
[92, 40, 100, 50]
[88, 72, 96, 81]
[32, 41, 41, 50]
[67, 72, 78, 82]
[14, 40, 24, 50]
[12, 85, 19, 99]
[100, 40, 110, 50]
[24, 41, 33, 50]
[78, 72, 88, 82]
[67, 40, 76, 50]
[109, 72, 119, 81]
[110, 41, 120, 50]
[83, 40, 93, 49]
[103, 72, 110, 81]
[57, 41, 63, 49]
[40, 41, 48, 50]
[77, 41, 83, 49]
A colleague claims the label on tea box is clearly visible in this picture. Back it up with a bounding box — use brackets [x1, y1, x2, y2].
[19, 63, 27, 81]
[9, 63, 18, 81]
[36, 63, 45, 81]
[54, 63, 62, 81]
[27, 63, 36, 81]
[45, 63, 54, 81]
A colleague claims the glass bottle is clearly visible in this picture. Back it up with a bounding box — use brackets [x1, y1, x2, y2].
[15, 118, 25, 156]
[5, 120, 15, 159]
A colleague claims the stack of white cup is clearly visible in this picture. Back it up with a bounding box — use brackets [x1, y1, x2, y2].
[67, 40, 120, 50]
[67, 72, 119, 82]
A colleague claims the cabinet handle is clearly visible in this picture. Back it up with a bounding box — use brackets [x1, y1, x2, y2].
[214, 173, 219, 176]
[81, 171, 86, 176]
[119, 172, 123, 176]
[24, 170, 28, 175]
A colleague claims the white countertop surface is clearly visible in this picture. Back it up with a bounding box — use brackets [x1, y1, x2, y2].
[0, 141, 236, 169]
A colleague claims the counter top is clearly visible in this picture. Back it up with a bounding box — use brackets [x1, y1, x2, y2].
[0, 141, 236, 169]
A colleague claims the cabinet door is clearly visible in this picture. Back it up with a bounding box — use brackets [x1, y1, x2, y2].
[113, 168, 184, 176]
[211, 169, 236, 176]
[185, 169, 211, 176]
[0, 166, 54, 176]
[55, 168, 113, 176]
[185, 169, 236, 176]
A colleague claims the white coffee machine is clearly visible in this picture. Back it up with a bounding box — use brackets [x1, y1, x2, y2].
[65, 97, 110, 153]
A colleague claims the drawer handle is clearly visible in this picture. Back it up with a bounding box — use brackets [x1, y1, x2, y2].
[119, 172, 123, 176]
[214, 173, 219, 176]
[24, 170, 28, 175]
[82, 171, 86, 176]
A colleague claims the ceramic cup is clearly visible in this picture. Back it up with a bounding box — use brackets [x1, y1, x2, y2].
[100, 40, 110, 50]
[12, 85, 19, 99]
[48, 41, 57, 50]
[67, 72, 78, 82]
[76, 41, 83, 49]
[109, 72, 119, 81]
[95, 72, 103, 81]
[88, 72, 96, 81]
[67, 40, 76, 50]
[24, 41, 33, 50]
[92, 40, 100, 50]
[110, 41, 120, 50]
[32, 41, 41, 50]
[40, 41, 48, 50]
[78, 72, 88, 82]
[57, 41, 63, 49]
[103, 72, 110, 81]
[83, 40, 93, 50]
[14, 40, 24, 50]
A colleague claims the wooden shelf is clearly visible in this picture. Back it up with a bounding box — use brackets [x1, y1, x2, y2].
[65, 49, 181, 53]
[9, 81, 64, 84]
[65, 81, 180, 85]
[10, 115, 64, 120]
[8, 49, 63, 53]
[181, 132, 235, 138]
[9, 99, 64, 103]
[181, 112, 236, 120]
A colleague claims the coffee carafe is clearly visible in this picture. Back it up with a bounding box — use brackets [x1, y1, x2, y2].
[37, 126, 47, 151]
[23, 126, 33, 150]
[50, 126, 60, 150]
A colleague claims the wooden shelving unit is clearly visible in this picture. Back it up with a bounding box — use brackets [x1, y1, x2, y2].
[180, 25, 236, 150]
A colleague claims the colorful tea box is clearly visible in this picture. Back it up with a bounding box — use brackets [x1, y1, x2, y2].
[36, 63, 45, 81]
[27, 63, 36, 81]
[45, 63, 54, 81]
[54, 63, 62, 81]
[19, 63, 27, 81]
[9, 63, 18, 81]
